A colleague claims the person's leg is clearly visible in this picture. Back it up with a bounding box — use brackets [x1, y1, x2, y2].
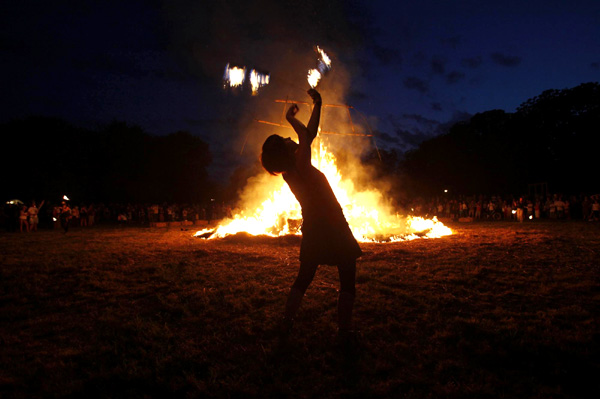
[337, 261, 356, 332]
[284, 261, 319, 320]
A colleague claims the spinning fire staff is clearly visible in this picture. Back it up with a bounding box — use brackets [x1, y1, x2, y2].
[261, 88, 362, 347]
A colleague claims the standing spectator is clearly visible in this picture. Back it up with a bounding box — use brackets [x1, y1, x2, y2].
[138, 206, 146, 225]
[59, 201, 72, 233]
[549, 198, 557, 219]
[487, 200, 496, 218]
[526, 200, 534, 219]
[19, 205, 30, 232]
[554, 196, 565, 219]
[27, 200, 44, 232]
[503, 200, 512, 220]
[88, 204, 95, 226]
[516, 198, 525, 223]
[591, 197, 600, 221]
[80, 205, 88, 227]
[582, 196, 592, 221]
[71, 206, 80, 227]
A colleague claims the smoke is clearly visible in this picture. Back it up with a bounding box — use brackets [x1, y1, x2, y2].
[162, 0, 395, 209]
[162, 0, 368, 150]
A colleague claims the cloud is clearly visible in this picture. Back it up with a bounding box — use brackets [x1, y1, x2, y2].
[403, 77, 429, 93]
[460, 56, 483, 68]
[490, 52, 522, 67]
[348, 90, 368, 101]
[378, 131, 402, 145]
[372, 45, 402, 66]
[401, 114, 441, 130]
[431, 102, 443, 111]
[393, 127, 432, 147]
[446, 71, 465, 84]
[409, 51, 427, 68]
[431, 56, 446, 75]
[440, 36, 461, 49]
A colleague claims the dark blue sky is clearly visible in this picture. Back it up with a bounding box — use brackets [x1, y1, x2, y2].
[2, 0, 599, 175]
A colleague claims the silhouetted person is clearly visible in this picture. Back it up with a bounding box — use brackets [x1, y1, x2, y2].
[19, 205, 30, 232]
[59, 201, 71, 233]
[27, 200, 44, 232]
[261, 89, 362, 347]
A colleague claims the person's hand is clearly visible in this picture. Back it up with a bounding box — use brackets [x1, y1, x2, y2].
[307, 88, 322, 104]
[286, 103, 299, 119]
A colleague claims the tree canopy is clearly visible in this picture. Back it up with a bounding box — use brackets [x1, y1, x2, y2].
[400, 82, 600, 196]
[0, 118, 213, 203]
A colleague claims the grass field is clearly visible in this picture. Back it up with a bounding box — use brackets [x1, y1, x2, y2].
[1, 221, 599, 398]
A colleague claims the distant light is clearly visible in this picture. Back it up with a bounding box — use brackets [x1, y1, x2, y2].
[53, 217, 57, 222]
[444, 189, 448, 193]
[529, 215, 533, 220]
[63, 195, 70, 201]
[512, 210, 517, 214]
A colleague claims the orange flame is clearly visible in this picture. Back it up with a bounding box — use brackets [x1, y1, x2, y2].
[195, 140, 452, 242]
[308, 45, 332, 88]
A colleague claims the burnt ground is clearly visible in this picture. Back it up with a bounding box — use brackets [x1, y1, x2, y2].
[1, 220, 599, 398]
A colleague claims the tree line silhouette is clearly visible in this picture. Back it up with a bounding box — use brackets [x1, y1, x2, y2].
[400, 82, 600, 196]
[1, 119, 213, 203]
[1, 82, 598, 204]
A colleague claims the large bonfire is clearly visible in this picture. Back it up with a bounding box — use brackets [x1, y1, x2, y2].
[195, 139, 452, 242]
[201, 46, 452, 242]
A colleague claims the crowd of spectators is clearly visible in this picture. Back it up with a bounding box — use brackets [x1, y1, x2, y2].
[3, 193, 600, 233]
[1, 200, 233, 232]
[403, 193, 600, 222]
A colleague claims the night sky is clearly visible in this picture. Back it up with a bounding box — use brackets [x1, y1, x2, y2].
[2, 0, 599, 176]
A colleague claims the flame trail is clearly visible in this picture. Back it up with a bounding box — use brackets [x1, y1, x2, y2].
[308, 45, 332, 88]
[249, 69, 270, 95]
[223, 63, 246, 88]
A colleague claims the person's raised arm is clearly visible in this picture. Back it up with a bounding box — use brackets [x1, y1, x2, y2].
[286, 104, 309, 145]
[306, 89, 322, 144]
[286, 103, 312, 169]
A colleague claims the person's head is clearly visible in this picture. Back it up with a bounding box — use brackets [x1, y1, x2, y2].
[260, 134, 297, 175]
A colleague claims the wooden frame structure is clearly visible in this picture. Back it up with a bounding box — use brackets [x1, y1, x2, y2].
[242, 99, 381, 160]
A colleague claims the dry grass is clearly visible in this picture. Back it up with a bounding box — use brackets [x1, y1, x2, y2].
[1, 221, 599, 398]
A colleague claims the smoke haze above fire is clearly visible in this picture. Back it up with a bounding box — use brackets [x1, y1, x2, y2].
[2, 0, 599, 177]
